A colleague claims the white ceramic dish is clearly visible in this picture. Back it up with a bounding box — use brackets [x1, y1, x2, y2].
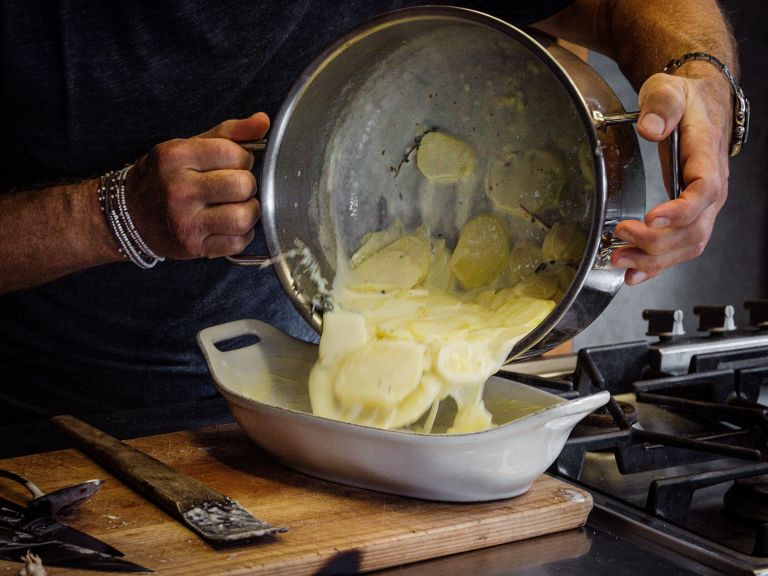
[197, 319, 609, 502]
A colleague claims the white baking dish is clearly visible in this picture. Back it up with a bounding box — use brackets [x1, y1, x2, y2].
[197, 319, 608, 502]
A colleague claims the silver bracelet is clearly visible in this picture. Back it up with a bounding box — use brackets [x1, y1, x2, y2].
[663, 51, 750, 157]
[97, 166, 164, 269]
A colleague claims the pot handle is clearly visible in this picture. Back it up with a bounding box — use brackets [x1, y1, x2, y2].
[226, 254, 271, 266]
[227, 138, 271, 266]
[593, 110, 682, 264]
[239, 139, 268, 153]
[592, 110, 682, 200]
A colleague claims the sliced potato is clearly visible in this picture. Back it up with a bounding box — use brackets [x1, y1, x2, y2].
[508, 244, 545, 284]
[542, 222, 588, 264]
[474, 290, 497, 309]
[353, 233, 433, 289]
[423, 239, 453, 292]
[380, 374, 441, 430]
[487, 148, 566, 215]
[495, 295, 555, 328]
[318, 310, 367, 364]
[512, 274, 559, 299]
[385, 234, 432, 276]
[350, 219, 404, 267]
[334, 340, 426, 409]
[354, 250, 422, 289]
[375, 315, 415, 340]
[416, 131, 476, 182]
[409, 309, 479, 341]
[548, 264, 577, 292]
[483, 287, 518, 311]
[450, 214, 510, 290]
[436, 340, 494, 387]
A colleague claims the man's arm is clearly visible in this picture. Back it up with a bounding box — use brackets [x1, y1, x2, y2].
[0, 180, 121, 293]
[0, 112, 270, 295]
[535, 0, 738, 285]
[536, 0, 737, 83]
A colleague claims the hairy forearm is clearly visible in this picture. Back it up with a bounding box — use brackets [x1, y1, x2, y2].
[0, 180, 121, 294]
[536, 0, 738, 89]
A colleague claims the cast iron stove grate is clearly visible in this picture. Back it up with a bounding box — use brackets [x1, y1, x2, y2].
[501, 301, 768, 569]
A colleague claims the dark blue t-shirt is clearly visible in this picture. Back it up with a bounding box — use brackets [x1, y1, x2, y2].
[0, 1, 572, 423]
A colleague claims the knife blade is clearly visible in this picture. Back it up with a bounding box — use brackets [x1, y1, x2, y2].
[0, 525, 151, 572]
[28, 478, 104, 516]
[0, 468, 103, 516]
[0, 496, 124, 559]
[52, 414, 287, 545]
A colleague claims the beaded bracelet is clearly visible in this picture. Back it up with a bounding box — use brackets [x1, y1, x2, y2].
[663, 51, 750, 157]
[97, 166, 164, 269]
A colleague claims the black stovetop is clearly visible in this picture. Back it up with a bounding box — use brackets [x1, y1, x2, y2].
[503, 309, 768, 575]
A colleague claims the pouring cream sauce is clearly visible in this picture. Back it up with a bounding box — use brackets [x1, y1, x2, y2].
[308, 281, 554, 433]
[307, 121, 588, 434]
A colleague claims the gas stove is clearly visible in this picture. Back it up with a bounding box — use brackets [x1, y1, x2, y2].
[503, 300, 768, 576]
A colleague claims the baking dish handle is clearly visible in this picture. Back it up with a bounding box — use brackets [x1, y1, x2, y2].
[197, 318, 316, 368]
[198, 318, 264, 353]
[544, 391, 611, 431]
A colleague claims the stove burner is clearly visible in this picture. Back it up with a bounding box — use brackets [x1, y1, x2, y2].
[724, 475, 768, 526]
[582, 401, 637, 428]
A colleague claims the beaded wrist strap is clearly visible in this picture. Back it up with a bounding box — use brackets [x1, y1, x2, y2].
[97, 166, 164, 269]
[663, 51, 750, 157]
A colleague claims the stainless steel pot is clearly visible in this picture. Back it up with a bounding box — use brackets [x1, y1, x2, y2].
[232, 6, 664, 360]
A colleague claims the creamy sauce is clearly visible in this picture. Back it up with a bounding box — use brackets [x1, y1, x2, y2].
[308, 226, 555, 434]
[307, 122, 585, 434]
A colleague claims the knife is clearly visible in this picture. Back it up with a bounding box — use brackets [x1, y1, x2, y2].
[0, 468, 103, 516]
[0, 524, 151, 572]
[0, 496, 124, 558]
[52, 415, 287, 545]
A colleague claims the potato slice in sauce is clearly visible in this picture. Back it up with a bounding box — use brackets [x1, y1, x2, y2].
[417, 131, 476, 182]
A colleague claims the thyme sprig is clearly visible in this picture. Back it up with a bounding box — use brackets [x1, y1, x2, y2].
[391, 127, 438, 178]
[518, 203, 552, 230]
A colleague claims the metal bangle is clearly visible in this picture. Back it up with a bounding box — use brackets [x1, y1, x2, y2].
[663, 51, 750, 157]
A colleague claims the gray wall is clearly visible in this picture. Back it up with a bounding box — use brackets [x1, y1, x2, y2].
[574, 1, 767, 347]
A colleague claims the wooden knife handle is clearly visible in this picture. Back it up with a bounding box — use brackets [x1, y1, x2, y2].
[52, 415, 222, 516]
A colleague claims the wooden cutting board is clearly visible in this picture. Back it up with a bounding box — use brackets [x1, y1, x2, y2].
[0, 424, 592, 575]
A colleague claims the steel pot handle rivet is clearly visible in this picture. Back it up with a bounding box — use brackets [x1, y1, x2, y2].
[597, 229, 631, 268]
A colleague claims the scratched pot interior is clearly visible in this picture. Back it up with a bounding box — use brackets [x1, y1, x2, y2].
[317, 21, 591, 267]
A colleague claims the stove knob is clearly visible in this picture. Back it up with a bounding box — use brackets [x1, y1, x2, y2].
[745, 300, 768, 329]
[642, 309, 685, 340]
[693, 304, 736, 333]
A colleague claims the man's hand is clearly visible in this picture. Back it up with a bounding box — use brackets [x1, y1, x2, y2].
[0, 111, 272, 293]
[127, 112, 270, 259]
[534, 0, 737, 286]
[611, 69, 731, 284]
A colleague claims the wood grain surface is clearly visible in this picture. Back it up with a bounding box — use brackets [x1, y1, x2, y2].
[0, 424, 592, 575]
